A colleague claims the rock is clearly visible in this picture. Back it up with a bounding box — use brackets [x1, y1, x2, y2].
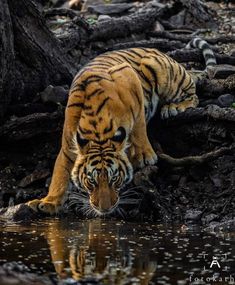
[98, 14, 112, 22]
[153, 21, 165, 32]
[147, 0, 166, 9]
[205, 218, 235, 232]
[184, 210, 202, 221]
[169, 9, 186, 27]
[207, 64, 235, 80]
[87, 3, 134, 15]
[133, 165, 158, 187]
[217, 94, 235, 108]
[0, 204, 40, 221]
[0, 262, 53, 285]
[40, 85, 69, 104]
[18, 169, 51, 188]
[209, 174, 222, 188]
[202, 213, 218, 224]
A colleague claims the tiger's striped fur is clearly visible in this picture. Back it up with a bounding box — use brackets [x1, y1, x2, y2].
[27, 41, 216, 216]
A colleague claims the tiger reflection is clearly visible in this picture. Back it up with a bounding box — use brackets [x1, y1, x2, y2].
[45, 220, 157, 285]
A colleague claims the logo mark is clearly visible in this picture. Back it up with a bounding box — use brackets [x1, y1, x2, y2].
[210, 256, 221, 269]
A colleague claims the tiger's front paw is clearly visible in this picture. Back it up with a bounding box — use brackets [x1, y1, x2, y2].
[161, 103, 185, 119]
[27, 199, 61, 215]
[132, 146, 158, 169]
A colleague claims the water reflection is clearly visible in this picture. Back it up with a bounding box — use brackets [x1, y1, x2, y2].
[46, 220, 157, 284]
[0, 219, 234, 285]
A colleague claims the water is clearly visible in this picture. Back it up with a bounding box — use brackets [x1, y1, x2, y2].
[0, 219, 234, 285]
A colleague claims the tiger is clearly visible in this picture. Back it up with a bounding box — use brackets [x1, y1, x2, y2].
[27, 38, 216, 216]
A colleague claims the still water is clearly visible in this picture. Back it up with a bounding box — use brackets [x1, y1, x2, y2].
[0, 219, 234, 285]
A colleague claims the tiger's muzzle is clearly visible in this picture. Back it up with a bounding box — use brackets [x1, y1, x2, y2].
[89, 170, 119, 214]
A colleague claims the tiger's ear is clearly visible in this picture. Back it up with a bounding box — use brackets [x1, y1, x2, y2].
[108, 63, 143, 103]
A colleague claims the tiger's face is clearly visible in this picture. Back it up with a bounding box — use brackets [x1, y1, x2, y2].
[71, 126, 133, 215]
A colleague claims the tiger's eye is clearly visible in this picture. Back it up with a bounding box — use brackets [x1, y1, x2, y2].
[112, 127, 126, 142]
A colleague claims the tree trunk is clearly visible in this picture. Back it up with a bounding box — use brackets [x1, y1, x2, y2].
[0, 0, 77, 122]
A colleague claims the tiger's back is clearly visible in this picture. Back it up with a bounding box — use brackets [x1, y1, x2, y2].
[73, 47, 198, 121]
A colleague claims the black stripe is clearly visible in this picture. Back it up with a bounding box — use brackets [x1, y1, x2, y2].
[130, 106, 135, 120]
[95, 132, 100, 139]
[139, 47, 148, 53]
[165, 56, 174, 80]
[99, 55, 123, 64]
[65, 136, 73, 150]
[87, 62, 112, 68]
[150, 50, 163, 58]
[140, 71, 153, 89]
[175, 68, 186, 96]
[103, 119, 113, 134]
[94, 139, 108, 145]
[96, 97, 109, 114]
[67, 102, 84, 108]
[62, 149, 74, 164]
[84, 74, 105, 83]
[89, 119, 97, 129]
[91, 159, 101, 166]
[183, 80, 194, 92]
[116, 53, 140, 67]
[201, 42, 210, 50]
[143, 86, 152, 96]
[143, 64, 157, 84]
[118, 50, 136, 58]
[194, 38, 201, 47]
[87, 88, 104, 100]
[109, 65, 129, 74]
[83, 105, 92, 110]
[204, 53, 216, 60]
[152, 55, 165, 69]
[88, 154, 101, 160]
[130, 49, 144, 57]
[70, 84, 85, 93]
[84, 111, 95, 116]
[131, 90, 141, 106]
[78, 126, 92, 135]
[64, 166, 71, 175]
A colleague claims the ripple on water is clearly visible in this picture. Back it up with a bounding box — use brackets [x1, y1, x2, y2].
[0, 219, 234, 285]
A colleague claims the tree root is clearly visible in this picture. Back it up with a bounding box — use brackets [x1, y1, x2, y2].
[157, 145, 234, 166]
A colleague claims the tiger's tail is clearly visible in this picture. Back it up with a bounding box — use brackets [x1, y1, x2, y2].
[186, 37, 217, 72]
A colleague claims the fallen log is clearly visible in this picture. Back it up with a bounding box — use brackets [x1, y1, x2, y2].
[94, 39, 185, 54]
[0, 111, 64, 142]
[90, 7, 166, 41]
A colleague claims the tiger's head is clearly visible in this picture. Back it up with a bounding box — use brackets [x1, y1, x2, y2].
[68, 63, 143, 215]
[71, 128, 133, 215]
